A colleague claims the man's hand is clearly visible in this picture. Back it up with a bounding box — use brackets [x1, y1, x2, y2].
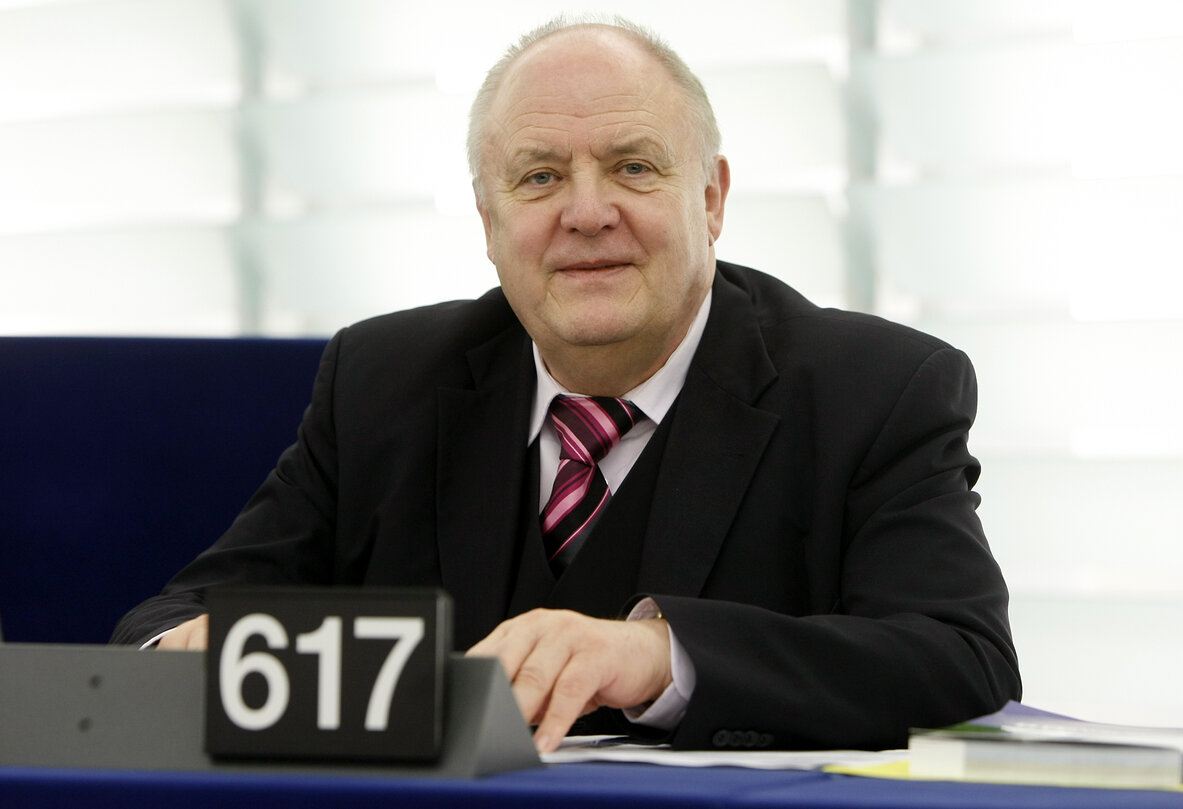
[466, 608, 672, 753]
[157, 614, 209, 650]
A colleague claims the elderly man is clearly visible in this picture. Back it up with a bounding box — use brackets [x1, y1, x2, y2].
[113, 17, 1020, 753]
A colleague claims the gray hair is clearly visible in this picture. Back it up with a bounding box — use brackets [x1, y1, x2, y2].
[467, 15, 722, 197]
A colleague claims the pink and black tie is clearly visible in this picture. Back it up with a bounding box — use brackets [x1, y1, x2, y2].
[541, 395, 645, 575]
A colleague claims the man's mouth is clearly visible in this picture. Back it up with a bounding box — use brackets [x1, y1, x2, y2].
[559, 261, 631, 272]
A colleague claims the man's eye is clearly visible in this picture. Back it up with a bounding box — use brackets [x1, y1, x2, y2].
[526, 172, 555, 186]
[622, 163, 649, 176]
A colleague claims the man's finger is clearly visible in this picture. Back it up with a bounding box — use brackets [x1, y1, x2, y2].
[530, 655, 604, 752]
[157, 614, 209, 651]
[467, 610, 551, 695]
[496, 618, 586, 727]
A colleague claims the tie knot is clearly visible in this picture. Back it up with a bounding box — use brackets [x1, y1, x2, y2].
[548, 395, 644, 465]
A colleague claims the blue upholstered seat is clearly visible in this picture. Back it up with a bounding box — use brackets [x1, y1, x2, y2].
[0, 336, 326, 643]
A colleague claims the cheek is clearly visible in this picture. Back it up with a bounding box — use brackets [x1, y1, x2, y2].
[633, 195, 699, 248]
[521, 224, 554, 260]
[490, 221, 549, 298]
[495, 209, 554, 265]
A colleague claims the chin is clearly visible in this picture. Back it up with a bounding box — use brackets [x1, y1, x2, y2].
[549, 317, 640, 349]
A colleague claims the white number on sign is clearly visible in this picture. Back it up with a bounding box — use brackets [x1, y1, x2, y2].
[295, 615, 343, 729]
[219, 613, 291, 730]
[354, 617, 425, 731]
[219, 613, 426, 732]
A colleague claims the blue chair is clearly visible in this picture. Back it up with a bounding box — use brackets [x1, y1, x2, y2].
[0, 336, 327, 643]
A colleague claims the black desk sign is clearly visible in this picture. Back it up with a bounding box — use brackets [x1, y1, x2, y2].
[205, 587, 451, 763]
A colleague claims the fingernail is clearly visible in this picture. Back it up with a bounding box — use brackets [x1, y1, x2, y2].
[535, 734, 551, 754]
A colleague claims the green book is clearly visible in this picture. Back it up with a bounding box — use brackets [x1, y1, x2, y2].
[909, 702, 1183, 789]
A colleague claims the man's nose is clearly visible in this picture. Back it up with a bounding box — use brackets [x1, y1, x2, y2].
[559, 178, 621, 236]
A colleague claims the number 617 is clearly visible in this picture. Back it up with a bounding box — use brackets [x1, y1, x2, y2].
[218, 613, 424, 732]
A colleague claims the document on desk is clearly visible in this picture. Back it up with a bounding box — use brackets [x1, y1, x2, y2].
[543, 736, 909, 770]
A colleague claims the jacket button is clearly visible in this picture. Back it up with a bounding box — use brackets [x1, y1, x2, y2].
[712, 729, 776, 748]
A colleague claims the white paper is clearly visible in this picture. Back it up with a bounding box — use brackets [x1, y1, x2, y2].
[542, 736, 909, 770]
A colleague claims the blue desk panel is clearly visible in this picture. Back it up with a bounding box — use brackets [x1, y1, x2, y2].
[3, 764, 1182, 809]
[0, 764, 820, 809]
[737, 772, 1183, 809]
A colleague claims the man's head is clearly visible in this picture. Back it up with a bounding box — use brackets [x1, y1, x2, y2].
[469, 17, 730, 396]
[468, 17, 722, 194]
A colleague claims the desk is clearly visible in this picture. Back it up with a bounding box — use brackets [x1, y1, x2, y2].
[4, 763, 1183, 809]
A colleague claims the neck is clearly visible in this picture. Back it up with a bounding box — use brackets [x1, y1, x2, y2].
[540, 334, 683, 397]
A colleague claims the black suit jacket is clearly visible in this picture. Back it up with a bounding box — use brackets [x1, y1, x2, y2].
[113, 261, 1020, 749]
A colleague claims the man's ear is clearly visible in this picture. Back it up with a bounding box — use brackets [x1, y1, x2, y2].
[705, 155, 730, 245]
[474, 180, 495, 263]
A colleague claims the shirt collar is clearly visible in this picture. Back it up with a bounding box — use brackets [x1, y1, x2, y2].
[527, 289, 713, 444]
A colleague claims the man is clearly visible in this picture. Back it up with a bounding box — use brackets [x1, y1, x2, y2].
[113, 17, 1021, 753]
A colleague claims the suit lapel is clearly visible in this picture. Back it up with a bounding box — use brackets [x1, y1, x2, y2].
[435, 325, 535, 648]
[637, 271, 781, 598]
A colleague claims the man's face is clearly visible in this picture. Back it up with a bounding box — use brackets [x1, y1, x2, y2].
[476, 28, 728, 389]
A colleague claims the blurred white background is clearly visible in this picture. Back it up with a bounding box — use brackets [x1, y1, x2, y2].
[2, 0, 1181, 726]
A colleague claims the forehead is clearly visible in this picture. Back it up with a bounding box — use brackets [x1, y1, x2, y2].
[486, 29, 689, 162]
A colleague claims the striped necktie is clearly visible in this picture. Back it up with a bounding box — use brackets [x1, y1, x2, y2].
[541, 395, 645, 575]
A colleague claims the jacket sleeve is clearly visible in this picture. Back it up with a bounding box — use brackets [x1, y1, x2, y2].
[655, 347, 1020, 750]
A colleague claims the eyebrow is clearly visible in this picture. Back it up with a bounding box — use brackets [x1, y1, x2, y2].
[504, 136, 673, 173]
[507, 147, 568, 168]
[599, 136, 672, 163]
